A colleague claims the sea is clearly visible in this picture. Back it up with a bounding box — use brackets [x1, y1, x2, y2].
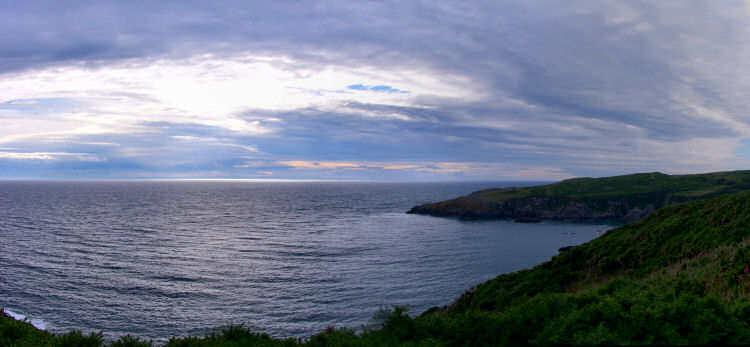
[0, 181, 614, 343]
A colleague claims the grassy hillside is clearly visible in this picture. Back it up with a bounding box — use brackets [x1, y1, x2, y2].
[409, 170, 750, 221]
[401, 189, 750, 345]
[8, 189, 750, 345]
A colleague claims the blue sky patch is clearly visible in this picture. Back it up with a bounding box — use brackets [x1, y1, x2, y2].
[347, 84, 408, 93]
[0, 98, 78, 112]
[735, 139, 750, 159]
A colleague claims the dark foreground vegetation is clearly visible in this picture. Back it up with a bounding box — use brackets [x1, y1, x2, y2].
[9, 188, 750, 345]
[409, 170, 750, 221]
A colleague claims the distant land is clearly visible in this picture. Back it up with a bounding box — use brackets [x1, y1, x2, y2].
[408, 170, 750, 222]
[9, 171, 750, 345]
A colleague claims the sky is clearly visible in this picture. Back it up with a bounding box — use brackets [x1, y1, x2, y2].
[2, 1, 750, 181]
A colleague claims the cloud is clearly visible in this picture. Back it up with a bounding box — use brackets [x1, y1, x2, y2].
[171, 135, 258, 153]
[279, 161, 362, 170]
[274, 159, 574, 181]
[0, 151, 103, 161]
[2, 1, 750, 180]
[0, 53, 475, 142]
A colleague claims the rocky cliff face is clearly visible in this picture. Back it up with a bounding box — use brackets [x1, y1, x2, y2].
[407, 195, 656, 222]
[409, 171, 750, 222]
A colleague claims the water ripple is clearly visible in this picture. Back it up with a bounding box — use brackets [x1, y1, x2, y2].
[0, 181, 611, 343]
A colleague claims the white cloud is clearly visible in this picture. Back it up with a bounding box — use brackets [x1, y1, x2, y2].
[278, 160, 362, 170]
[0, 53, 480, 146]
[170, 135, 258, 153]
[275, 159, 574, 180]
[0, 151, 103, 161]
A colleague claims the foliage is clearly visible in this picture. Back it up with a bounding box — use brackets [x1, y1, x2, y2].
[412, 170, 750, 219]
[9, 189, 750, 345]
[485, 170, 750, 202]
[0, 311, 105, 346]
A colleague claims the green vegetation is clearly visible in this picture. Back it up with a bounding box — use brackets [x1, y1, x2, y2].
[485, 170, 750, 201]
[10, 186, 750, 345]
[0, 313, 106, 347]
[409, 170, 750, 220]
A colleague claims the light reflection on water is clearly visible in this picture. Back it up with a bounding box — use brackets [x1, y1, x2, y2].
[0, 181, 611, 342]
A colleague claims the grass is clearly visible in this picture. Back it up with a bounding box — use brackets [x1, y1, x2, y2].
[409, 170, 750, 220]
[9, 185, 750, 345]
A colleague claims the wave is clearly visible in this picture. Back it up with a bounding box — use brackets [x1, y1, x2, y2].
[3, 308, 47, 330]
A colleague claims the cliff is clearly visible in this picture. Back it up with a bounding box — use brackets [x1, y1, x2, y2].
[9, 174, 750, 345]
[9, 189, 750, 345]
[408, 170, 750, 221]
[415, 189, 750, 345]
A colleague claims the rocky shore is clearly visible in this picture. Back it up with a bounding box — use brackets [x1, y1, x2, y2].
[407, 195, 654, 222]
[408, 170, 750, 222]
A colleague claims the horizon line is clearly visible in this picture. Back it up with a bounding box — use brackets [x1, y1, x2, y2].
[0, 177, 552, 183]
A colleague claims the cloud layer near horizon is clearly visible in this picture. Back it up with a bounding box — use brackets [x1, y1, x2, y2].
[2, 1, 750, 180]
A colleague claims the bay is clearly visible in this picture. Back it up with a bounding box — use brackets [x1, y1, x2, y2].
[0, 181, 612, 342]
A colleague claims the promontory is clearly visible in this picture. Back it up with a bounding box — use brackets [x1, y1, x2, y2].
[408, 170, 750, 221]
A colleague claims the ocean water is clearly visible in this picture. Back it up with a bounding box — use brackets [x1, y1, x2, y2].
[0, 181, 613, 342]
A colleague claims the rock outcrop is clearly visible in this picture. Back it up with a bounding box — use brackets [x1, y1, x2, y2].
[408, 195, 655, 221]
[408, 170, 750, 222]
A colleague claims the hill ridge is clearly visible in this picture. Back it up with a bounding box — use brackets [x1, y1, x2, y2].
[408, 170, 750, 222]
